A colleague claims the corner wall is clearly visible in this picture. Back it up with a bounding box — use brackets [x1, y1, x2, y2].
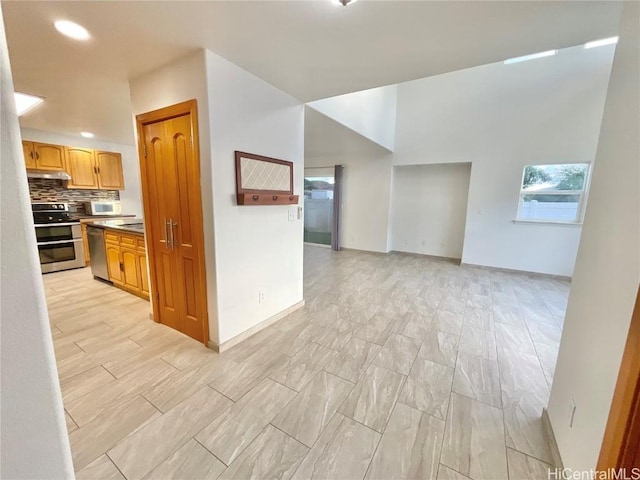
[205, 50, 304, 344]
[0, 6, 74, 478]
[547, 3, 640, 469]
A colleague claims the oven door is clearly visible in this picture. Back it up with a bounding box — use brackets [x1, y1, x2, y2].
[38, 238, 85, 273]
[34, 223, 82, 243]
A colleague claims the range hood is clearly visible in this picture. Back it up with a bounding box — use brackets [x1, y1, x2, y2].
[26, 169, 72, 181]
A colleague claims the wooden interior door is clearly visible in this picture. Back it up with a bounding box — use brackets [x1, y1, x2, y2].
[96, 151, 125, 190]
[66, 147, 99, 188]
[137, 100, 209, 344]
[34, 143, 65, 170]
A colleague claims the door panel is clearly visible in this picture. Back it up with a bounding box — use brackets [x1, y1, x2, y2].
[96, 151, 125, 190]
[121, 248, 139, 291]
[139, 104, 207, 344]
[106, 245, 122, 285]
[138, 252, 149, 296]
[23, 141, 36, 168]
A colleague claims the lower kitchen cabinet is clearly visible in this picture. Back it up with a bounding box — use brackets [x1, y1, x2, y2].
[105, 229, 149, 300]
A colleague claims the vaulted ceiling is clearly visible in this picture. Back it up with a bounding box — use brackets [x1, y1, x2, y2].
[2, 1, 622, 145]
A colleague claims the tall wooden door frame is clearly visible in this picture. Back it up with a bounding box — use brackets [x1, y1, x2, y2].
[135, 99, 210, 346]
[598, 287, 640, 470]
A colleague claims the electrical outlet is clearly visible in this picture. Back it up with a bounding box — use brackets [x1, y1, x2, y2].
[568, 399, 577, 428]
[259, 291, 265, 303]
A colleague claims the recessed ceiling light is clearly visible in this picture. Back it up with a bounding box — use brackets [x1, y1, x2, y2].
[584, 37, 619, 49]
[14, 92, 44, 116]
[80, 132, 94, 138]
[504, 50, 557, 65]
[331, 0, 358, 6]
[54, 20, 90, 41]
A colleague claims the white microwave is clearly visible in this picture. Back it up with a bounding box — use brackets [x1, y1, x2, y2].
[84, 201, 122, 216]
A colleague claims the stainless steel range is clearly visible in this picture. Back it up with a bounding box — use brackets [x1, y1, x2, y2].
[32, 203, 85, 273]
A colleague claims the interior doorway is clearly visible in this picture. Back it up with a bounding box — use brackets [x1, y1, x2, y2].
[136, 100, 209, 345]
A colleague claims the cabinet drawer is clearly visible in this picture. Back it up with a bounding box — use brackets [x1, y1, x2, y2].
[105, 231, 120, 244]
[120, 234, 136, 247]
[135, 236, 146, 250]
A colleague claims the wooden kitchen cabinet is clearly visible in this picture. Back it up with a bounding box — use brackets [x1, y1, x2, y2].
[81, 224, 90, 266]
[104, 229, 149, 300]
[96, 151, 125, 190]
[65, 147, 99, 189]
[23, 141, 65, 171]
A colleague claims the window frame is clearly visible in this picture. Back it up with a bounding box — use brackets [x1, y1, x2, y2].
[516, 162, 591, 224]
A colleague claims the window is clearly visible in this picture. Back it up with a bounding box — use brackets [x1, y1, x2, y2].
[517, 163, 590, 223]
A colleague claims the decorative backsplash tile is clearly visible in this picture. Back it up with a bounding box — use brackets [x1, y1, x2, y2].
[28, 178, 119, 215]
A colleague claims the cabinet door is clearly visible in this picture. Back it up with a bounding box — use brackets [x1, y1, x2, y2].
[34, 143, 65, 170]
[66, 147, 99, 189]
[121, 248, 140, 292]
[96, 151, 125, 190]
[106, 244, 123, 285]
[23, 141, 36, 168]
[137, 251, 149, 297]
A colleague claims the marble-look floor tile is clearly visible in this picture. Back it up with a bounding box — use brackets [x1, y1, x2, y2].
[507, 448, 555, 480]
[65, 411, 78, 434]
[437, 464, 472, 480]
[324, 337, 381, 383]
[365, 403, 444, 480]
[439, 292, 467, 315]
[441, 393, 508, 480]
[402, 312, 434, 340]
[209, 348, 290, 401]
[495, 322, 537, 357]
[196, 378, 296, 465]
[291, 414, 380, 480]
[70, 395, 161, 471]
[273, 323, 324, 356]
[498, 350, 550, 400]
[339, 365, 405, 432]
[534, 342, 559, 385]
[142, 439, 226, 480]
[458, 325, 497, 361]
[219, 425, 308, 480]
[492, 304, 525, 327]
[466, 293, 492, 310]
[109, 386, 232, 480]
[373, 333, 421, 375]
[463, 306, 494, 331]
[60, 365, 116, 404]
[273, 371, 353, 446]
[434, 310, 464, 336]
[502, 389, 555, 465]
[526, 320, 562, 346]
[76, 455, 125, 480]
[419, 330, 459, 368]
[453, 351, 502, 408]
[313, 319, 359, 351]
[269, 341, 336, 391]
[354, 315, 403, 345]
[399, 357, 453, 420]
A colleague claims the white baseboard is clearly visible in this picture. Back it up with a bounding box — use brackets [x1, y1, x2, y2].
[542, 408, 564, 468]
[208, 300, 305, 353]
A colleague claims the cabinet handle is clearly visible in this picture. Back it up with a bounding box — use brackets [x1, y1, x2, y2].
[120, 262, 124, 271]
[35, 152, 39, 160]
[29, 151, 34, 159]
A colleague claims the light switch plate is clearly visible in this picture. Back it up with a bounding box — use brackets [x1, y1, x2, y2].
[288, 209, 296, 221]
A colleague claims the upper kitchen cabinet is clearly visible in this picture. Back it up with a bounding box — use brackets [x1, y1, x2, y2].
[23, 141, 65, 171]
[96, 151, 125, 190]
[65, 147, 99, 189]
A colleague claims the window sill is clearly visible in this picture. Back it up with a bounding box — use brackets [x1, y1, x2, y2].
[512, 219, 583, 227]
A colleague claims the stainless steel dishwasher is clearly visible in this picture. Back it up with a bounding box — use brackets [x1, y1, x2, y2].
[86, 226, 109, 281]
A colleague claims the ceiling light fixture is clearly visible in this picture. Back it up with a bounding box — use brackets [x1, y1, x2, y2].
[54, 20, 90, 41]
[584, 36, 619, 49]
[504, 49, 557, 65]
[80, 132, 94, 138]
[332, 0, 358, 6]
[14, 92, 44, 116]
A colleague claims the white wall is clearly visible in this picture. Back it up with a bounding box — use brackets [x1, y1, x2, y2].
[20, 127, 143, 217]
[390, 163, 471, 258]
[129, 50, 220, 342]
[205, 50, 304, 344]
[393, 44, 615, 276]
[307, 84, 397, 151]
[0, 6, 74, 478]
[547, 3, 639, 470]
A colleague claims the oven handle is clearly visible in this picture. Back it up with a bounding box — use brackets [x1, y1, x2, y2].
[34, 223, 80, 227]
[37, 238, 83, 246]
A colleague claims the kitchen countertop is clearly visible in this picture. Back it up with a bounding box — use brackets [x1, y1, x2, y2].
[73, 214, 137, 221]
[86, 218, 145, 235]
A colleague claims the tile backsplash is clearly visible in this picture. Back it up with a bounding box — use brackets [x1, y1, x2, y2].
[28, 178, 120, 215]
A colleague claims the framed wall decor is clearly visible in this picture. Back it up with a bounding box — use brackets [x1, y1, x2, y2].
[235, 151, 299, 205]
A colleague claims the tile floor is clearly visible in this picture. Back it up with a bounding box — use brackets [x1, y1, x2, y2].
[45, 245, 569, 480]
